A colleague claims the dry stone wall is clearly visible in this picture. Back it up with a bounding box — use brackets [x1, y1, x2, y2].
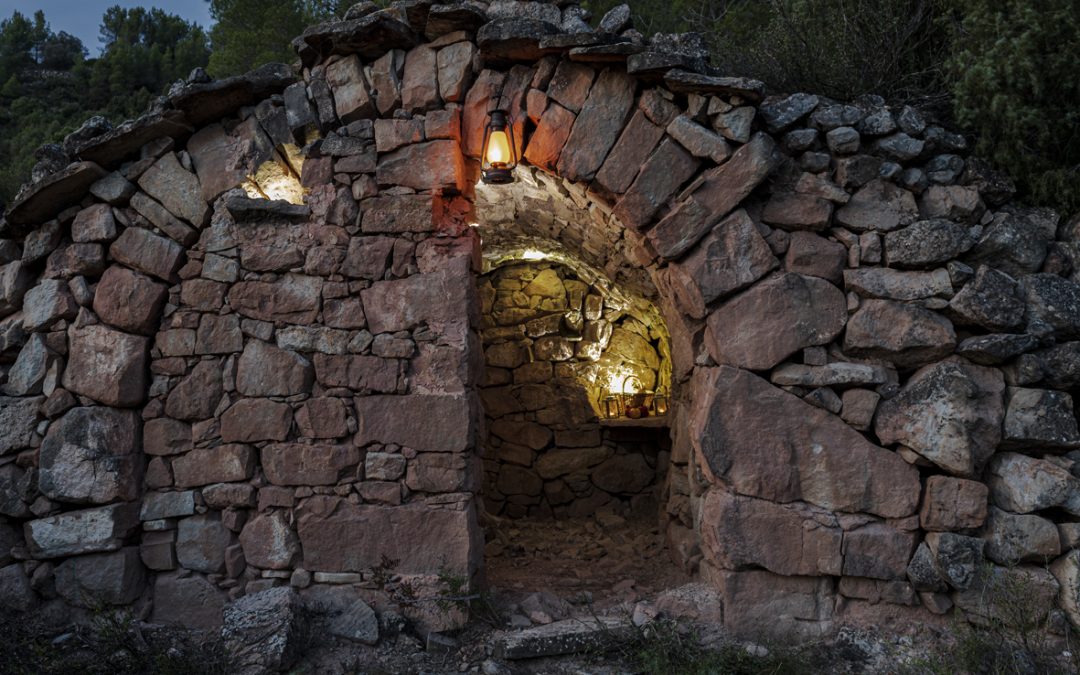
[1, 0, 1080, 645]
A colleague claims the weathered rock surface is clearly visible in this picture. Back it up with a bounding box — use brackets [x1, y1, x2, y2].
[948, 265, 1023, 331]
[165, 359, 223, 420]
[980, 506, 1060, 564]
[701, 489, 842, 576]
[25, 503, 140, 558]
[262, 443, 359, 485]
[304, 585, 379, 644]
[0, 395, 42, 455]
[987, 452, 1080, 516]
[240, 511, 300, 569]
[109, 226, 185, 282]
[236, 340, 314, 397]
[920, 476, 988, 531]
[92, 265, 168, 335]
[176, 514, 232, 573]
[770, 362, 891, 388]
[54, 547, 144, 608]
[39, 406, 141, 504]
[494, 617, 636, 660]
[843, 300, 956, 368]
[664, 210, 778, 319]
[172, 444, 255, 488]
[647, 133, 778, 259]
[689, 367, 920, 517]
[885, 219, 979, 268]
[1051, 550, 1080, 631]
[298, 497, 479, 576]
[151, 573, 227, 629]
[1001, 387, 1080, 450]
[354, 394, 471, 452]
[705, 273, 846, 371]
[711, 569, 834, 640]
[843, 268, 952, 301]
[875, 361, 1004, 476]
[1023, 273, 1080, 338]
[223, 587, 306, 673]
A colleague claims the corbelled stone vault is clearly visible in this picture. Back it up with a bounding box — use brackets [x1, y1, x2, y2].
[1, 0, 1080, 644]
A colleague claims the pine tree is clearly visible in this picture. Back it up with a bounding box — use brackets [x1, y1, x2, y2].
[206, 0, 345, 77]
[949, 0, 1080, 214]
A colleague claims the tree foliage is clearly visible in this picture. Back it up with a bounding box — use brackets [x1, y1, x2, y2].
[206, 0, 344, 77]
[948, 0, 1080, 215]
[0, 6, 209, 204]
[587, 0, 950, 104]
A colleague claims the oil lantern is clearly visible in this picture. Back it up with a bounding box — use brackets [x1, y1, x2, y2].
[480, 109, 517, 184]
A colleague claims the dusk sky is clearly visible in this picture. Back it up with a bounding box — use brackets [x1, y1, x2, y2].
[0, 0, 213, 54]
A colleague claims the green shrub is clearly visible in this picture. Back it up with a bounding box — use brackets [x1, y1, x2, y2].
[948, 0, 1080, 216]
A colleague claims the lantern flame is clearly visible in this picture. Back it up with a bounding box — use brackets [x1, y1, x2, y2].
[485, 128, 512, 166]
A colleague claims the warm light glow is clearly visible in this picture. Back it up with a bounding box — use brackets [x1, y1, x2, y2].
[604, 366, 636, 394]
[622, 374, 643, 395]
[485, 128, 512, 166]
[243, 158, 305, 204]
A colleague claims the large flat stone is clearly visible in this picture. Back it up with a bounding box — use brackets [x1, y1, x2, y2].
[843, 299, 956, 368]
[710, 569, 834, 641]
[556, 69, 635, 182]
[169, 62, 297, 128]
[24, 503, 140, 558]
[262, 443, 360, 486]
[705, 273, 846, 371]
[302, 13, 419, 59]
[150, 573, 227, 629]
[236, 340, 314, 397]
[39, 406, 141, 504]
[172, 444, 255, 488]
[701, 488, 842, 576]
[2, 162, 107, 232]
[689, 366, 921, 518]
[664, 209, 778, 319]
[54, 547, 145, 608]
[594, 109, 665, 194]
[612, 138, 699, 232]
[109, 226, 185, 283]
[354, 394, 471, 452]
[646, 133, 778, 259]
[73, 110, 192, 168]
[137, 152, 208, 228]
[875, 360, 1004, 477]
[228, 274, 322, 325]
[63, 323, 149, 407]
[297, 497, 481, 576]
[493, 617, 635, 660]
[361, 263, 474, 334]
[375, 140, 464, 191]
[987, 452, 1080, 516]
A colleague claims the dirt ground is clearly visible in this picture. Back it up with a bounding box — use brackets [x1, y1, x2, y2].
[482, 512, 692, 611]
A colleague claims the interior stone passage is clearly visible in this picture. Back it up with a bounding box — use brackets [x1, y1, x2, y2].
[478, 259, 671, 520]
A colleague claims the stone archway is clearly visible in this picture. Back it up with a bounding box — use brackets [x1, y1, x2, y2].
[2, 0, 1079, 645]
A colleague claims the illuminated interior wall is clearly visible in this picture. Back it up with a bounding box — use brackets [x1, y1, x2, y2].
[477, 259, 672, 519]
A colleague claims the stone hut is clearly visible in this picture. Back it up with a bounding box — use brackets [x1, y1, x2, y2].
[1, 0, 1080, 645]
